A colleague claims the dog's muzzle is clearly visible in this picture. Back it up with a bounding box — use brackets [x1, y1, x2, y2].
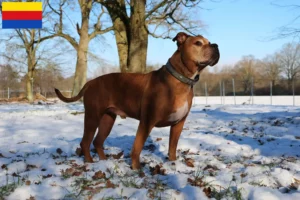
[209, 44, 220, 66]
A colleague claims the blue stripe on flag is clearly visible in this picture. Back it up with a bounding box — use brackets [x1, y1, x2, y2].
[2, 20, 42, 29]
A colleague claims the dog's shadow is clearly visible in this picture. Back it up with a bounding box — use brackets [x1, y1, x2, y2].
[89, 135, 168, 167]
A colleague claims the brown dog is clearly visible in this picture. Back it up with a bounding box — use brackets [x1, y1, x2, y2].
[55, 32, 219, 169]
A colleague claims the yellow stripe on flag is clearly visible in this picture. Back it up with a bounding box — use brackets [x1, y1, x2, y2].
[2, 2, 42, 11]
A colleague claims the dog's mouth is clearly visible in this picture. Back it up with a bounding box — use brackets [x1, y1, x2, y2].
[209, 54, 220, 67]
[196, 61, 210, 68]
[196, 56, 219, 69]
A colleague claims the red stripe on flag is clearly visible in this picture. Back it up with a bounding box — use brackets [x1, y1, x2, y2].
[2, 11, 42, 20]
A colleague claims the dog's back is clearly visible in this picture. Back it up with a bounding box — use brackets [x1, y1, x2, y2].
[83, 71, 155, 119]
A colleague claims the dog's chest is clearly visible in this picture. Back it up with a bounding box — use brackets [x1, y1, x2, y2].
[168, 100, 189, 122]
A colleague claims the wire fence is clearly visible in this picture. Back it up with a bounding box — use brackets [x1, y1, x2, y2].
[193, 77, 300, 106]
[0, 77, 299, 106]
[0, 89, 72, 99]
[195, 78, 299, 95]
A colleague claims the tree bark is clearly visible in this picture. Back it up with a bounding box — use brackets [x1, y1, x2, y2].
[104, 0, 129, 72]
[128, 0, 147, 73]
[72, 42, 88, 96]
[103, 0, 148, 73]
[26, 72, 34, 102]
[112, 17, 129, 72]
[72, 36, 89, 96]
[71, 0, 91, 96]
[26, 50, 36, 103]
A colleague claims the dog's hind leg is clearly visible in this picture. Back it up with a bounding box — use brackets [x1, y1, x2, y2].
[80, 111, 98, 163]
[93, 113, 116, 160]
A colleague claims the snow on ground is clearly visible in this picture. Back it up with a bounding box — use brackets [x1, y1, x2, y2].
[0, 102, 300, 200]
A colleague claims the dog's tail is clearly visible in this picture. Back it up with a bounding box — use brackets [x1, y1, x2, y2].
[54, 81, 91, 103]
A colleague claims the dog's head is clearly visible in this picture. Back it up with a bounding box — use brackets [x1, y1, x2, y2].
[172, 32, 220, 72]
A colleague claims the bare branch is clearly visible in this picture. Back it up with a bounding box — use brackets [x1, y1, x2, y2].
[271, 1, 300, 39]
[89, 26, 114, 40]
[145, 0, 170, 19]
[0, 53, 27, 66]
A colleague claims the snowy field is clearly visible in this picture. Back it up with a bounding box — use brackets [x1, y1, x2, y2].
[193, 96, 300, 106]
[0, 102, 300, 200]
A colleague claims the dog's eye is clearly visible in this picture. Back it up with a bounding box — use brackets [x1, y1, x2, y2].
[195, 41, 202, 46]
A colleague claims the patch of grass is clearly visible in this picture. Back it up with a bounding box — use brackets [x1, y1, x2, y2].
[261, 162, 278, 169]
[120, 175, 140, 188]
[105, 164, 120, 179]
[100, 189, 127, 200]
[101, 197, 124, 200]
[0, 170, 23, 199]
[188, 167, 213, 188]
[63, 176, 95, 199]
[60, 170, 73, 179]
[211, 176, 244, 200]
[248, 180, 265, 187]
[145, 176, 173, 200]
[188, 170, 244, 200]
[211, 186, 243, 200]
[0, 183, 19, 199]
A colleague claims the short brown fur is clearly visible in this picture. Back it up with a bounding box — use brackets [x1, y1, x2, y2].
[55, 32, 220, 169]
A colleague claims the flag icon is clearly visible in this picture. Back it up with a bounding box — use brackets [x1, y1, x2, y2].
[2, 2, 42, 29]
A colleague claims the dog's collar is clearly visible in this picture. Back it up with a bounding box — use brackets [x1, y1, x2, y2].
[165, 60, 199, 86]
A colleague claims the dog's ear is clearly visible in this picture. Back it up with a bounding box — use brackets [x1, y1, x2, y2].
[172, 32, 190, 47]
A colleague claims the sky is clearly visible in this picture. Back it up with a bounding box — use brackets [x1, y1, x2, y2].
[1, 0, 300, 76]
[96, 0, 300, 71]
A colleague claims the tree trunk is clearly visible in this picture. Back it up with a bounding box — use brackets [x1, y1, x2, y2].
[112, 18, 129, 72]
[128, 0, 148, 73]
[72, 11, 90, 96]
[103, 0, 148, 73]
[272, 80, 276, 87]
[72, 43, 88, 96]
[104, 0, 129, 72]
[26, 51, 36, 103]
[26, 72, 34, 102]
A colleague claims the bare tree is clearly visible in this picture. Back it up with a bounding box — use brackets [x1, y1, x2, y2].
[97, 0, 206, 73]
[0, 0, 60, 102]
[277, 43, 300, 90]
[233, 55, 258, 94]
[0, 64, 20, 90]
[34, 63, 64, 96]
[261, 54, 281, 86]
[47, 0, 113, 96]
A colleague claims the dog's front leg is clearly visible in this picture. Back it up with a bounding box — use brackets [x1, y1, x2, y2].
[168, 117, 187, 161]
[131, 122, 154, 170]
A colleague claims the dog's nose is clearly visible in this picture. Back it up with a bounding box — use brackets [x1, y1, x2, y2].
[211, 43, 218, 48]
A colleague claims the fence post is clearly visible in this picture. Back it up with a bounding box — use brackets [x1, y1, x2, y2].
[251, 77, 254, 105]
[223, 81, 226, 105]
[232, 78, 236, 105]
[293, 80, 295, 106]
[270, 81, 272, 105]
[219, 81, 222, 105]
[205, 82, 208, 105]
[7, 87, 10, 99]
